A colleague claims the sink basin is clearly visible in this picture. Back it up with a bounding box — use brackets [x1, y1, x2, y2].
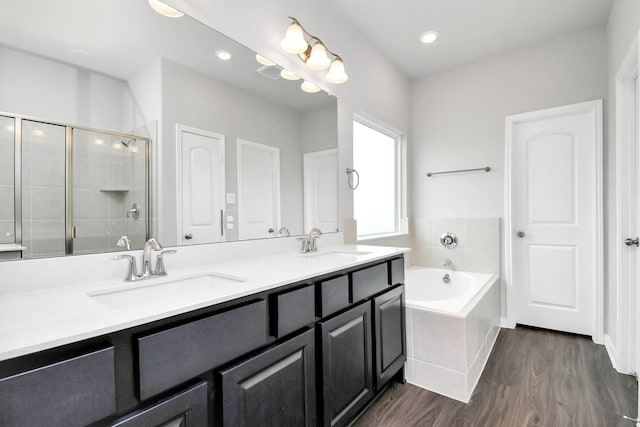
[301, 250, 372, 260]
[89, 273, 249, 310]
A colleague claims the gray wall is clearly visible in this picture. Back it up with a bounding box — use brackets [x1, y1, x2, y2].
[301, 106, 338, 154]
[160, 58, 305, 245]
[409, 26, 608, 319]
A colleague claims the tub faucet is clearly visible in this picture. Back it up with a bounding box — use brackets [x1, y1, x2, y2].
[443, 258, 452, 268]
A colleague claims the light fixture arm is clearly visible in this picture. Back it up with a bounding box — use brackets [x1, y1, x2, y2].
[282, 16, 349, 86]
[286, 16, 342, 61]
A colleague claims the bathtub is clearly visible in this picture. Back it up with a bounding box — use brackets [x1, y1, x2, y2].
[404, 266, 500, 403]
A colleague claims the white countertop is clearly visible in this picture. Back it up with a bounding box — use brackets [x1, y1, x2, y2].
[0, 244, 409, 361]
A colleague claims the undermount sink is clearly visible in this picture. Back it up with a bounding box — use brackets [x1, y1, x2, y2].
[89, 273, 249, 310]
[301, 250, 373, 260]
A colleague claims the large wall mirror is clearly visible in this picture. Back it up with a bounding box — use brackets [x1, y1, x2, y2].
[0, 0, 338, 260]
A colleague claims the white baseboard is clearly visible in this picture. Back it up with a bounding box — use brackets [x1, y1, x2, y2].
[500, 317, 515, 329]
[604, 334, 620, 372]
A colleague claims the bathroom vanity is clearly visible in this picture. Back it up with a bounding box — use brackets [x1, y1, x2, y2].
[0, 246, 406, 427]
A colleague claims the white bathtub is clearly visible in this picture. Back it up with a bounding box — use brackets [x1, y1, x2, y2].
[404, 266, 500, 402]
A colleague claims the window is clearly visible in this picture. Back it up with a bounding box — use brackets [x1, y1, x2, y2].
[353, 117, 402, 238]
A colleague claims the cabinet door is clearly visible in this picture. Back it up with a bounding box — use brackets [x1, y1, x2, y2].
[219, 328, 316, 427]
[373, 285, 406, 390]
[318, 301, 373, 427]
[110, 382, 208, 426]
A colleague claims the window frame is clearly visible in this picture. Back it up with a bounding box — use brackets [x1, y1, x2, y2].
[352, 114, 405, 240]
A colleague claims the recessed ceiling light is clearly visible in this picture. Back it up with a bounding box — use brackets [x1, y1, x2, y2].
[215, 50, 232, 61]
[148, 0, 184, 18]
[419, 31, 439, 44]
[256, 54, 275, 67]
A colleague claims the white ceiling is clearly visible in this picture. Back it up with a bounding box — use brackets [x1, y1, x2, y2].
[330, 0, 613, 78]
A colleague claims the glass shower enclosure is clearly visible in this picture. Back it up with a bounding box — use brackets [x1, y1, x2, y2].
[1, 113, 150, 259]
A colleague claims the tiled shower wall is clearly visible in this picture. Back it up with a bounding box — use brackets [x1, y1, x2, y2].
[410, 217, 500, 274]
[73, 130, 147, 255]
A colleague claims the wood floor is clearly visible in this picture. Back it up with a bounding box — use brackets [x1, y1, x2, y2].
[354, 326, 637, 427]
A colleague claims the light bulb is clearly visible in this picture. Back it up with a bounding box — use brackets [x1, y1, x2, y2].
[256, 54, 275, 66]
[147, 0, 184, 18]
[281, 22, 308, 54]
[280, 69, 301, 80]
[306, 42, 331, 70]
[301, 80, 321, 93]
[419, 31, 439, 44]
[215, 50, 232, 61]
[325, 58, 348, 84]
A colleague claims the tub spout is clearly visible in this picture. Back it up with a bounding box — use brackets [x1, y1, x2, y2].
[443, 258, 452, 268]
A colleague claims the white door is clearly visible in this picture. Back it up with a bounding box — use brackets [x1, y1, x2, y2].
[508, 100, 602, 336]
[177, 125, 225, 245]
[237, 139, 280, 240]
[303, 149, 338, 233]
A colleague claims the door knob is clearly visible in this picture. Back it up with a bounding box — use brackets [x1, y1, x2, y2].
[516, 231, 525, 238]
[624, 237, 639, 247]
[184, 233, 193, 240]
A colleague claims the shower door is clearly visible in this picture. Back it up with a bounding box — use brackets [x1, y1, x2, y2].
[72, 129, 149, 255]
[21, 120, 67, 258]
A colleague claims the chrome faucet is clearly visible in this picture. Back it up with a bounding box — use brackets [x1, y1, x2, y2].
[116, 235, 131, 251]
[113, 238, 177, 282]
[298, 228, 323, 253]
[142, 238, 162, 277]
[277, 226, 291, 237]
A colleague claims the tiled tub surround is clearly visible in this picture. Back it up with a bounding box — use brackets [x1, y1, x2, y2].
[0, 232, 409, 361]
[405, 267, 500, 402]
[411, 217, 500, 273]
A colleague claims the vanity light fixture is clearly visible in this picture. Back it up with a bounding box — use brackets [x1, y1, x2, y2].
[215, 50, 232, 61]
[419, 30, 439, 44]
[281, 17, 348, 84]
[148, 0, 184, 18]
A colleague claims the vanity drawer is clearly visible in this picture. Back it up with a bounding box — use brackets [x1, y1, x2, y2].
[351, 263, 389, 302]
[390, 257, 405, 286]
[137, 300, 268, 400]
[0, 347, 116, 427]
[270, 284, 316, 338]
[316, 275, 350, 318]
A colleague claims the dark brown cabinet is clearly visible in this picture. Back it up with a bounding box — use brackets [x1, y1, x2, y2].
[110, 382, 208, 426]
[219, 328, 316, 427]
[137, 299, 268, 400]
[0, 255, 406, 427]
[0, 347, 116, 427]
[318, 301, 374, 427]
[373, 285, 406, 390]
